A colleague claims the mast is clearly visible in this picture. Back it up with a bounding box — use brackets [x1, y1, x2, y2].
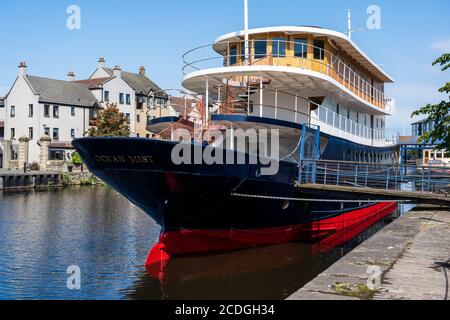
[244, 0, 249, 65]
[347, 9, 352, 39]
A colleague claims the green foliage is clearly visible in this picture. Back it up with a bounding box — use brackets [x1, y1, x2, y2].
[88, 103, 131, 137]
[412, 54, 450, 150]
[29, 161, 40, 171]
[72, 152, 83, 166]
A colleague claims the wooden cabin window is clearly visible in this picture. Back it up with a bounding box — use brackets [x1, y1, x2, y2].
[309, 97, 325, 111]
[313, 40, 325, 60]
[230, 46, 237, 65]
[254, 39, 267, 59]
[294, 38, 307, 58]
[272, 38, 286, 57]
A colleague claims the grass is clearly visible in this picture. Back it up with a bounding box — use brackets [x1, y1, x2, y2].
[331, 282, 380, 300]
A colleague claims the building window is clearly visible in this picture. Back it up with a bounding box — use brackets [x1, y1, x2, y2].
[44, 127, 50, 136]
[294, 38, 308, 58]
[49, 150, 65, 161]
[376, 118, 379, 128]
[336, 104, 340, 115]
[104, 91, 110, 102]
[137, 115, 140, 123]
[44, 105, 50, 117]
[29, 104, 33, 117]
[11, 128, 15, 139]
[119, 93, 124, 104]
[364, 115, 367, 127]
[136, 133, 140, 138]
[10, 106, 15, 117]
[313, 40, 325, 60]
[29, 127, 33, 140]
[71, 106, 75, 116]
[254, 39, 267, 59]
[126, 94, 131, 105]
[71, 129, 75, 138]
[230, 46, 237, 65]
[125, 113, 130, 122]
[272, 38, 287, 57]
[347, 109, 350, 120]
[356, 112, 359, 124]
[53, 106, 59, 118]
[53, 128, 59, 141]
[146, 134, 150, 138]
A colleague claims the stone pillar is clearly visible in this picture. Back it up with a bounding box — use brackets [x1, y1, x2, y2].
[39, 135, 51, 172]
[2, 140, 11, 170]
[18, 136, 30, 172]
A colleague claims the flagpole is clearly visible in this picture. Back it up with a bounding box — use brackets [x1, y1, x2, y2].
[244, 0, 249, 65]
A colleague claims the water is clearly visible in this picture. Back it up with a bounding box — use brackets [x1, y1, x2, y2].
[0, 187, 411, 300]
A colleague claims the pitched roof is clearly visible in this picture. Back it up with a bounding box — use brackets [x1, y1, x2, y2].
[104, 68, 165, 96]
[75, 77, 112, 89]
[27, 76, 98, 107]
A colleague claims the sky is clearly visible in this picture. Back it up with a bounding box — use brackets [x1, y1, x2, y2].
[0, 0, 449, 134]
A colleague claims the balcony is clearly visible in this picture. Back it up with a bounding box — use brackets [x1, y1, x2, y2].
[183, 40, 394, 115]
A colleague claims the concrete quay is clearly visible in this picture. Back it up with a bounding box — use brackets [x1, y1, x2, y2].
[288, 205, 450, 300]
[0, 170, 62, 191]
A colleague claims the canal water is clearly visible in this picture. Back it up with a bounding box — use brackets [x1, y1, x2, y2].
[0, 187, 412, 300]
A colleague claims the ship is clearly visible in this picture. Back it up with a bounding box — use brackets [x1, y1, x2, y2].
[73, 4, 399, 276]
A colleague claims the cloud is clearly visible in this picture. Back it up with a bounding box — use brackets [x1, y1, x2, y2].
[430, 38, 450, 52]
[386, 82, 446, 133]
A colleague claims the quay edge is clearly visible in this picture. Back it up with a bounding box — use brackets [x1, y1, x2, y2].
[287, 205, 450, 300]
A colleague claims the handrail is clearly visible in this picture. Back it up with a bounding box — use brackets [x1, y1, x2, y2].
[182, 40, 392, 113]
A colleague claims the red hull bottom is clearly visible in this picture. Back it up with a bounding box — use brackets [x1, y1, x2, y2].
[146, 202, 398, 277]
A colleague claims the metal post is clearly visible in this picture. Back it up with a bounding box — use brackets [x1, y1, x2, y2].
[354, 165, 358, 186]
[275, 90, 278, 119]
[218, 85, 221, 115]
[260, 76, 263, 117]
[421, 168, 425, 193]
[365, 164, 369, 187]
[205, 78, 209, 125]
[298, 124, 307, 185]
[324, 163, 327, 185]
[312, 126, 321, 184]
[295, 95, 298, 123]
[244, 0, 249, 65]
[427, 163, 431, 192]
[336, 163, 341, 186]
[386, 168, 390, 190]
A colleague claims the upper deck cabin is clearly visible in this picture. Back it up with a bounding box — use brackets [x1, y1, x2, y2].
[183, 26, 395, 115]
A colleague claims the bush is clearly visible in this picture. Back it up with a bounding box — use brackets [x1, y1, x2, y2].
[29, 161, 40, 171]
[72, 152, 83, 166]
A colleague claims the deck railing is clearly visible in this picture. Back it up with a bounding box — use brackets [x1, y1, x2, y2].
[183, 40, 393, 113]
[212, 86, 397, 146]
[298, 159, 450, 194]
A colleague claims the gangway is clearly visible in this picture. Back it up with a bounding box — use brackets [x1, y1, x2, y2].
[297, 159, 450, 206]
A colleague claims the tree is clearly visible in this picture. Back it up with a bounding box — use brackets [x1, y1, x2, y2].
[412, 54, 450, 150]
[88, 103, 131, 137]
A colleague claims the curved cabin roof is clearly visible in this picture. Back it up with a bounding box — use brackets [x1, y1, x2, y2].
[214, 26, 394, 83]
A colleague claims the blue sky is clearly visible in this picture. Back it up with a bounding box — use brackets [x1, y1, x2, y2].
[0, 0, 448, 133]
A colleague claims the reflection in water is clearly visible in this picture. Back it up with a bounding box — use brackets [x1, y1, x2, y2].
[0, 187, 409, 300]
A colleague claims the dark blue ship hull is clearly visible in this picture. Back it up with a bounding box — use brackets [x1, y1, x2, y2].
[72, 137, 398, 267]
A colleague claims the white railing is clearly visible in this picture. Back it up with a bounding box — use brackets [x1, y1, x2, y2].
[312, 104, 398, 146]
[183, 40, 393, 113]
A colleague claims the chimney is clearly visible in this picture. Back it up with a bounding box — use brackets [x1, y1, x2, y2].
[67, 71, 76, 81]
[139, 66, 146, 76]
[18, 61, 27, 77]
[113, 65, 122, 78]
[98, 57, 106, 68]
